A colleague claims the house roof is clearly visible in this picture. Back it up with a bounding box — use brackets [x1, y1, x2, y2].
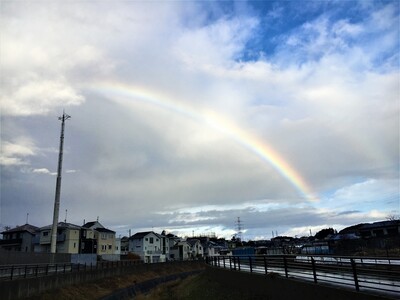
[130, 231, 161, 239]
[95, 227, 115, 234]
[186, 239, 200, 246]
[39, 222, 81, 231]
[1, 224, 39, 235]
[82, 221, 104, 229]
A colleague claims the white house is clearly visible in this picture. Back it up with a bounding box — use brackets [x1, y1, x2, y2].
[202, 241, 223, 257]
[187, 239, 204, 259]
[169, 240, 191, 261]
[128, 231, 169, 263]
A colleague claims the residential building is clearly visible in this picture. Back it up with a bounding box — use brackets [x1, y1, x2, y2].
[129, 231, 168, 263]
[82, 221, 116, 256]
[0, 224, 38, 252]
[169, 240, 191, 261]
[187, 239, 204, 259]
[120, 236, 129, 255]
[35, 222, 81, 254]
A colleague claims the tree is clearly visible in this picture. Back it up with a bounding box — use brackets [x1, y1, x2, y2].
[315, 228, 335, 240]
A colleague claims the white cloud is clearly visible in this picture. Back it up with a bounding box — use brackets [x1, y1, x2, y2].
[32, 168, 57, 176]
[0, 140, 36, 166]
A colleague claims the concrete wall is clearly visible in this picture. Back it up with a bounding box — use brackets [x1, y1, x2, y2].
[0, 261, 204, 300]
[0, 251, 70, 265]
[204, 266, 390, 300]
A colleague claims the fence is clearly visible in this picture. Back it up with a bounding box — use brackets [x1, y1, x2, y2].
[0, 259, 143, 281]
[206, 255, 400, 298]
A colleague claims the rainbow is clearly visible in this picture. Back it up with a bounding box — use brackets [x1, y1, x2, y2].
[90, 82, 317, 201]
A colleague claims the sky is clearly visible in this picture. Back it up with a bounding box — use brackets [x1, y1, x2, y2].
[0, 0, 399, 240]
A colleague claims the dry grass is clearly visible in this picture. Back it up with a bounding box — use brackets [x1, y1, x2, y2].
[26, 263, 205, 300]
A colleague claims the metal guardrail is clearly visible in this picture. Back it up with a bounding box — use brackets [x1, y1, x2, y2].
[205, 255, 400, 298]
[0, 259, 143, 281]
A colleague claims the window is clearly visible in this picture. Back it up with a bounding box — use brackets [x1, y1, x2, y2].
[101, 233, 106, 239]
[74, 243, 76, 248]
[149, 237, 154, 244]
[145, 238, 148, 241]
[43, 231, 49, 237]
[108, 245, 112, 250]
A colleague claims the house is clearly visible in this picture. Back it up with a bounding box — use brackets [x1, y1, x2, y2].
[169, 240, 191, 261]
[0, 224, 38, 252]
[187, 238, 204, 259]
[202, 241, 223, 257]
[128, 231, 169, 263]
[120, 236, 129, 255]
[82, 221, 116, 256]
[115, 238, 121, 255]
[35, 222, 81, 253]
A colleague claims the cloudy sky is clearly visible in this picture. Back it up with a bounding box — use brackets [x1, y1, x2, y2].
[1, 1, 399, 240]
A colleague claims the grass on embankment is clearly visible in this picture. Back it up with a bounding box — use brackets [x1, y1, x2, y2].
[134, 272, 265, 300]
[26, 263, 205, 300]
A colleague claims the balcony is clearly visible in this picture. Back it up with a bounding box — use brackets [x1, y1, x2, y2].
[0, 238, 22, 246]
[146, 250, 162, 255]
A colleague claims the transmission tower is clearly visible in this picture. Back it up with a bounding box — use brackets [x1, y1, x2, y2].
[235, 217, 243, 241]
[50, 111, 71, 254]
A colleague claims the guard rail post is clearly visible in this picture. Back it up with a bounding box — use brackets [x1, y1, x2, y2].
[249, 256, 253, 273]
[311, 257, 317, 283]
[283, 256, 288, 278]
[10, 265, 14, 280]
[238, 256, 241, 271]
[263, 256, 268, 275]
[351, 258, 360, 291]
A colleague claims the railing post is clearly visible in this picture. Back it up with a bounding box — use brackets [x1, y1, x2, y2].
[229, 256, 232, 270]
[263, 256, 268, 275]
[311, 257, 317, 283]
[10, 265, 14, 280]
[283, 256, 288, 278]
[46, 264, 49, 275]
[237, 257, 241, 271]
[35, 265, 38, 277]
[351, 258, 360, 291]
[24, 265, 28, 278]
[249, 256, 253, 273]
[218, 256, 220, 267]
[223, 256, 226, 268]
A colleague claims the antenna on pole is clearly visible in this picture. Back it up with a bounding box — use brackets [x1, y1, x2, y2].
[50, 111, 71, 254]
[26, 213, 29, 224]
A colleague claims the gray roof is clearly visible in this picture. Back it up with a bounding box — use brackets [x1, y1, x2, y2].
[1, 224, 39, 235]
[39, 222, 81, 231]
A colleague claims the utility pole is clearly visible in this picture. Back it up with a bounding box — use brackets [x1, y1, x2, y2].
[50, 111, 71, 254]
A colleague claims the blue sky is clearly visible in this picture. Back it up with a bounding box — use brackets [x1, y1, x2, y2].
[0, 1, 399, 240]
